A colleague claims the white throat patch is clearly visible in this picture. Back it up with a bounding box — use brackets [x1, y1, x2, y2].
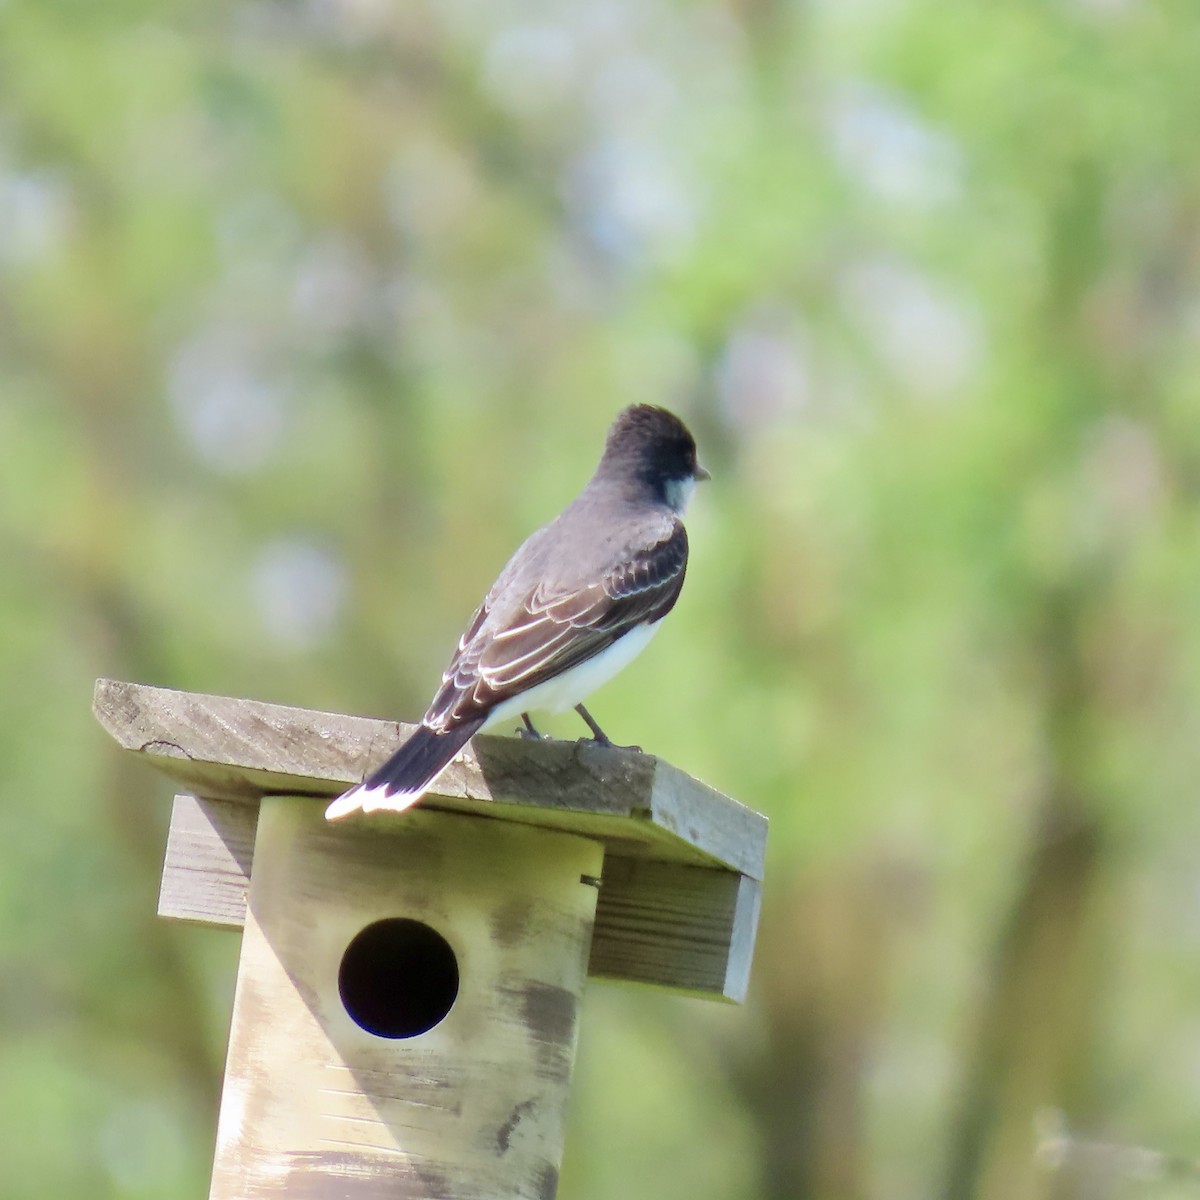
[663, 475, 697, 515]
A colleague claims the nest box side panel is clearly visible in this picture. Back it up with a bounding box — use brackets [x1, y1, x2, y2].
[209, 798, 604, 1200]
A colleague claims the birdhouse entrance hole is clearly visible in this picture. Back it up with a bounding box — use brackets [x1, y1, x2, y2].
[338, 917, 460, 1039]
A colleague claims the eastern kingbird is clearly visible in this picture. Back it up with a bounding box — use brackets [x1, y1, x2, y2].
[326, 404, 709, 820]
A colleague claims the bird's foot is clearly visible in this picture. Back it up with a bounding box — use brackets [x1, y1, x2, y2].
[574, 704, 641, 752]
[580, 734, 643, 753]
[517, 713, 544, 741]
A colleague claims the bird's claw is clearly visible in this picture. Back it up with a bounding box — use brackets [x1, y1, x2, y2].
[579, 734, 642, 753]
[518, 714, 544, 741]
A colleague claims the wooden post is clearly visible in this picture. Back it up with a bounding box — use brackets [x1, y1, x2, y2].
[212, 799, 601, 1198]
[93, 679, 768, 1199]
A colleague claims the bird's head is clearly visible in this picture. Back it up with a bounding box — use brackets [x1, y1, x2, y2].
[600, 404, 709, 515]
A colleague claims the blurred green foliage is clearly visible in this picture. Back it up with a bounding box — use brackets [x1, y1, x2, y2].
[4, 0, 1200, 1197]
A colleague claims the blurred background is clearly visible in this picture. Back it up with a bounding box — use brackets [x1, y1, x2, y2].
[4, 0, 1200, 1197]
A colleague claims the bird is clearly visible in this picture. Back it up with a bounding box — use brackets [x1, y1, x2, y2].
[325, 404, 709, 820]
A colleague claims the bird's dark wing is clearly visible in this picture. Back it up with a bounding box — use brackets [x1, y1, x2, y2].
[423, 521, 688, 731]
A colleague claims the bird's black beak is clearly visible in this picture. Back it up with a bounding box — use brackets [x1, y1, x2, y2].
[695, 464, 711, 482]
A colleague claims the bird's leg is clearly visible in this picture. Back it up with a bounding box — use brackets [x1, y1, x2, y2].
[575, 704, 641, 752]
[518, 713, 544, 740]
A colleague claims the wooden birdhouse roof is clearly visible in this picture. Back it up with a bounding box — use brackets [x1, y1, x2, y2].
[94, 678, 768, 1002]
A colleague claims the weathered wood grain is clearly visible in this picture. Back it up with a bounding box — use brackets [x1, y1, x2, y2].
[95, 678, 767, 878]
[159, 795, 757, 1000]
[158, 795, 258, 930]
[210, 798, 602, 1200]
[590, 858, 761, 1003]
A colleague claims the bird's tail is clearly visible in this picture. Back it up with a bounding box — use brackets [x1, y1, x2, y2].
[325, 718, 485, 820]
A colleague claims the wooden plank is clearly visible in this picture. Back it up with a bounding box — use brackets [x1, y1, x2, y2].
[589, 859, 761, 1003]
[647, 759, 768, 884]
[160, 794, 758, 1000]
[158, 795, 258, 929]
[95, 678, 766, 878]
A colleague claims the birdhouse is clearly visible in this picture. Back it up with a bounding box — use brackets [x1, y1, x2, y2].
[93, 679, 768, 1200]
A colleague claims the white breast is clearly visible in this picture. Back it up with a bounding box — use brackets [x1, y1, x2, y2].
[481, 620, 661, 730]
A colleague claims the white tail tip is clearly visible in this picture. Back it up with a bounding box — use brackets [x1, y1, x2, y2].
[324, 782, 426, 821]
